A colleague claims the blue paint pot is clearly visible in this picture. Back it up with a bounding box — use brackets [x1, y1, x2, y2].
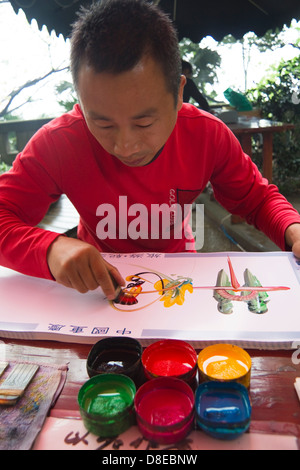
[195, 381, 252, 440]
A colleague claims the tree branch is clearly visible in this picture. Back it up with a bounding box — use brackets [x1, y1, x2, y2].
[0, 66, 69, 118]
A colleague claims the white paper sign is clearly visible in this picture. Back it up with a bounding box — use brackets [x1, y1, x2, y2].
[0, 252, 300, 349]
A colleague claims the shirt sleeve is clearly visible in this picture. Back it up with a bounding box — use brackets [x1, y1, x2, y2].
[209, 122, 300, 251]
[0, 127, 63, 279]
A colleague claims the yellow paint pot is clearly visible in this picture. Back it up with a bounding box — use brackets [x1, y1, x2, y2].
[197, 344, 251, 389]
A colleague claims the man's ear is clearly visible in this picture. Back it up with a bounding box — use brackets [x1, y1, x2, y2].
[176, 75, 186, 111]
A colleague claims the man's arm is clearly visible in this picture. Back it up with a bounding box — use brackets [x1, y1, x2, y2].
[209, 122, 300, 252]
[285, 223, 300, 258]
[0, 125, 125, 297]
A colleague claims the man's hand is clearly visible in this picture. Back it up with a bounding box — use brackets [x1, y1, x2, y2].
[47, 236, 125, 298]
[285, 223, 300, 258]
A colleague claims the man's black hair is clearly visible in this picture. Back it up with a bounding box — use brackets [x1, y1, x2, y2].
[70, 0, 182, 103]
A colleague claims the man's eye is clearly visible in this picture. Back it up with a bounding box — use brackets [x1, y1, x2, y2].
[96, 124, 113, 129]
[136, 122, 153, 128]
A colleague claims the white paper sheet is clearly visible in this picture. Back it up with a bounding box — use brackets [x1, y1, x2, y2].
[0, 252, 300, 349]
[33, 417, 299, 451]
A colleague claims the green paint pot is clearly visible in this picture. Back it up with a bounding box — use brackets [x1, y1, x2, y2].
[78, 374, 136, 437]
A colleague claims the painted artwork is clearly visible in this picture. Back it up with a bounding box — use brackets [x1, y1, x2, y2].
[111, 256, 289, 316]
[0, 252, 299, 348]
[212, 257, 289, 315]
[111, 270, 193, 311]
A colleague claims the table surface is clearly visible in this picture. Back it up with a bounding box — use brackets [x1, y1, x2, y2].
[229, 117, 295, 134]
[1, 337, 300, 439]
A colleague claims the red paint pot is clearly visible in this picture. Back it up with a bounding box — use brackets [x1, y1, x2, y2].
[142, 339, 197, 386]
[134, 377, 195, 445]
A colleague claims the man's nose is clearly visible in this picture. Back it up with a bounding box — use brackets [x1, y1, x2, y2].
[113, 128, 140, 157]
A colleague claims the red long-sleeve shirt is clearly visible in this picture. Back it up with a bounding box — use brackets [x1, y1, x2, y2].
[0, 103, 299, 280]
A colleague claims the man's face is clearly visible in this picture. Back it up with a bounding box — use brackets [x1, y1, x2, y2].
[77, 55, 186, 167]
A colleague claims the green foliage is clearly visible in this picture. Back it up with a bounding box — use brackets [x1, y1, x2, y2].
[179, 38, 221, 99]
[192, 47, 221, 92]
[0, 162, 11, 174]
[220, 27, 295, 92]
[55, 81, 78, 112]
[246, 56, 300, 195]
[0, 113, 22, 122]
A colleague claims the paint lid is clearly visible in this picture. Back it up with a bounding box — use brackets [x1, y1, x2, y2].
[198, 343, 252, 388]
[87, 337, 144, 386]
[78, 374, 136, 437]
[195, 381, 252, 440]
[134, 377, 195, 445]
[142, 339, 197, 384]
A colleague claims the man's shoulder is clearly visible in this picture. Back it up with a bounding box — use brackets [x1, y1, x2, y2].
[178, 103, 224, 129]
[178, 103, 219, 123]
[43, 104, 85, 134]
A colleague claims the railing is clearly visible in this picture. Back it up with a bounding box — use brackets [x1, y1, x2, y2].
[0, 118, 53, 165]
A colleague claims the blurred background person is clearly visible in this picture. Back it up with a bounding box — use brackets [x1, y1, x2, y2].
[182, 60, 210, 112]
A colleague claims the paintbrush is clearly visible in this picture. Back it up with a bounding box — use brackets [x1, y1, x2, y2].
[109, 273, 123, 302]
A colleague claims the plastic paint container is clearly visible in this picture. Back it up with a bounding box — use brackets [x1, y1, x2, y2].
[87, 337, 144, 386]
[195, 381, 252, 440]
[78, 374, 136, 437]
[134, 377, 195, 445]
[197, 344, 252, 388]
[142, 339, 197, 386]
